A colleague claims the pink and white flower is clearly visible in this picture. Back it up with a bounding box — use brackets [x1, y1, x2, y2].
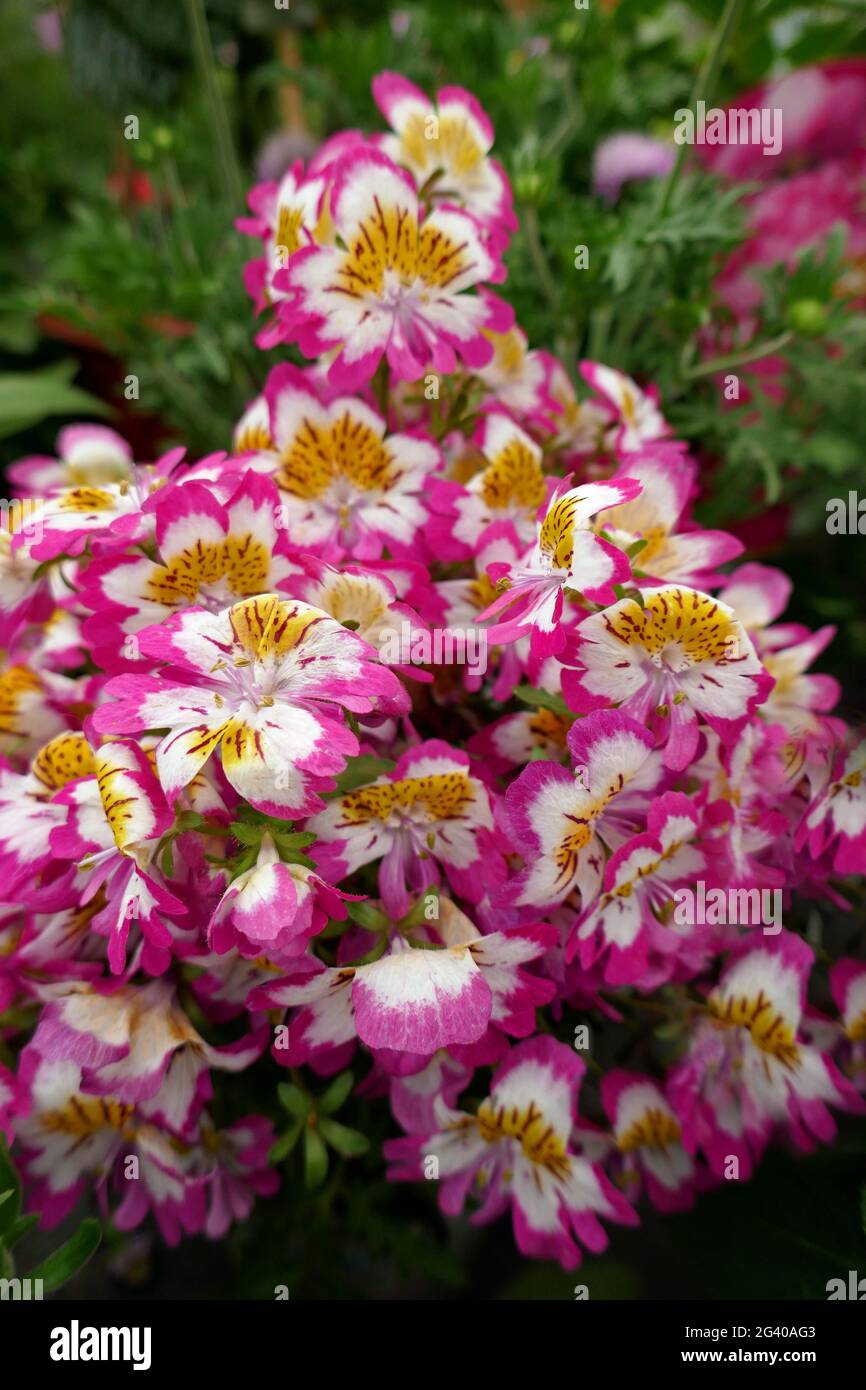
[252, 899, 553, 1065]
[565, 790, 707, 984]
[501, 709, 661, 908]
[830, 958, 866, 1092]
[385, 1037, 637, 1269]
[24, 979, 264, 1139]
[430, 409, 549, 557]
[233, 364, 441, 561]
[14, 1051, 204, 1242]
[0, 731, 95, 895]
[80, 471, 298, 669]
[93, 594, 404, 820]
[237, 159, 332, 324]
[797, 737, 866, 874]
[8, 424, 133, 498]
[49, 738, 184, 974]
[0, 662, 71, 757]
[283, 556, 429, 675]
[560, 584, 773, 771]
[581, 362, 669, 455]
[478, 477, 642, 658]
[601, 444, 743, 587]
[372, 73, 517, 245]
[278, 149, 510, 389]
[208, 833, 355, 960]
[476, 322, 558, 424]
[307, 740, 504, 918]
[668, 933, 863, 1178]
[599, 1070, 701, 1212]
[196, 1114, 280, 1238]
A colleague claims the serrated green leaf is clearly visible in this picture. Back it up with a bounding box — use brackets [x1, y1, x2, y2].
[227, 846, 259, 880]
[272, 830, 317, 851]
[274, 846, 316, 869]
[229, 821, 265, 847]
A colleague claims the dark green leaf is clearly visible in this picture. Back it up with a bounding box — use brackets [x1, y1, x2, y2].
[27, 1218, 101, 1293]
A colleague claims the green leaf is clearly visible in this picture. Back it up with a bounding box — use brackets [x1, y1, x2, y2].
[227, 845, 259, 880]
[318, 1071, 354, 1115]
[276, 1083, 309, 1120]
[513, 684, 571, 717]
[272, 830, 317, 852]
[346, 900, 387, 931]
[303, 1124, 329, 1190]
[398, 890, 440, 930]
[333, 756, 395, 795]
[4, 1214, 39, 1248]
[273, 845, 316, 869]
[0, 314, 39, 354]
[0, 1141, 21, 1240]
[229, 821, 265, 847]
[0, 363, 109, 440]
[318, 1118, 370, 1158]
[269, 1123, 303, 1164]
[27, 1217, 101, 1293]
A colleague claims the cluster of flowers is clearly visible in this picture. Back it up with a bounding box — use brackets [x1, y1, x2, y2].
[1, 72, 865, 1269]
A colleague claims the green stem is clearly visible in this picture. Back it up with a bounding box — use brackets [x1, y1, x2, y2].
[683, 330, 794, 379]
[541, 76, 581, 159]
[163, 155, 200, 269]
[656, 0, 749, 217]
[586, 303, 613, 362]
[522, 203, 559, 324]
[183, 0, 244, 210]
